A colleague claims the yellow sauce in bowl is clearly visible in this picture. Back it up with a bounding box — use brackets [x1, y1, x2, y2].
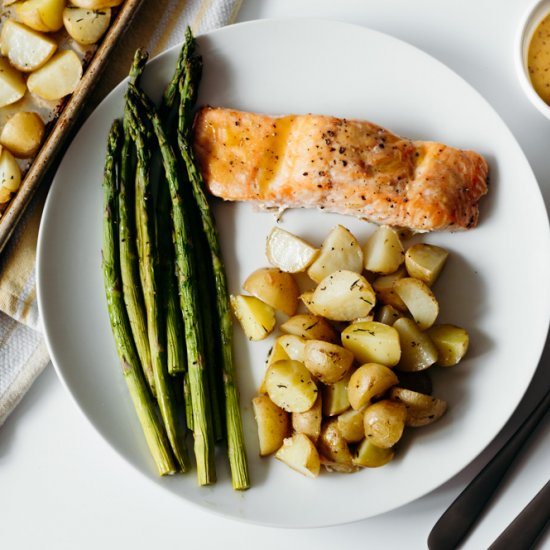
[528, 12, 550, 104]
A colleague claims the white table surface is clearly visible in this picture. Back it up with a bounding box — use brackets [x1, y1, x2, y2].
[2, 1, 549, 548]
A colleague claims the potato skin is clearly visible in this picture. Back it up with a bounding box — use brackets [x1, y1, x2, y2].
[303, 339, 354, 384]
[252, 395, 290, 456]
[292, 394, 322, 443]
[347, 362, 399, 410]
[318, 419, 358, 472]
[363, 400, 407, 448]
[389, 387, 447, 427]
[243, 267, 300, 316]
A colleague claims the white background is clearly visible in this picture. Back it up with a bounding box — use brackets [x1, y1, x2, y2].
[2, 1, 549, 549]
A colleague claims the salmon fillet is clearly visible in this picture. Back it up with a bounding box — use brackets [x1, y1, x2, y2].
[193, 107, 489, 231]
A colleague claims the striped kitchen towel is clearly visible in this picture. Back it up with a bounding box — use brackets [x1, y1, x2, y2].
[0, 0, 243, 426]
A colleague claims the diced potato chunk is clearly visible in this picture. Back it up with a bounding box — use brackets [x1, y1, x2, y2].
[372, 267, 408, 311]
[307, 225, 363, 283]
[259, 340, 289, 393]
[363, 225, 405, 274]
[389, 387, 447, 427]
[292, 394, 322, 443]
[393, 317, 438, 372]
[309, 270, 376, 321]
[16, 0, 65, 32]
[252, 394, 290, 456]
[242, 267, 299, 316]
[322, 373, 351, 416]
[405, 243, 448, 286]
[347, 362, 398, 410]
[341, 321, 401, 367]
[375, 304, 402, 326]
[265, 227, 319, 273]
[0, 57, 26, 107]
[303, 339, 354, 384]
[363, 400, 407, 448]
[0, 148, 21, 193]
[27, 49, 82, 100]
[276, 334, 307, 362]
[230, 294, 276, 341]
[275, 433, 321, 478]
[337, 407, 365, 443]
[353, 439, 394, 468]
[69, 0, 123, 8]
[63, 7, 111, 45]
[427, 324, 469, 367]
[280, 314, 338, 343]
[318, 419, 357, 472]
[0, 111, 45, 157]
[394, 277, 439, 330]
[0, 186, 12, 204]
[265, 359, 318, 413]
[1, 20, 57, 72]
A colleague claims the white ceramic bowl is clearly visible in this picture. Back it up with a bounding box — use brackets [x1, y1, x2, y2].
[516, 0, 550, 119]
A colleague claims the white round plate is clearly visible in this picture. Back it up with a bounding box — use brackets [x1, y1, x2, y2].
[37, 19, 550, 528]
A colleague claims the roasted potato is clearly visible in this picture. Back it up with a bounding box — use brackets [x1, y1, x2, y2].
[277, 334, 307, 362]
[394, 277, 439, 330]
[347, 362, 399, 410]
[322, 373, 351, 416]
[389, 387, 447, 427]
[341, 321, 401, 367]
[242, 267, 299, 316]
[252, 394, 290, 456]
[307, 224, 363, 283]
[309, 270, 376, 321]
[372, 266, 408, 311]
[375, 304, 402, 326]
[353, 439, 395, 468]
[63, 6, 111, 45]
[318, 419, 357, 472]
[0, 148, 21, 194]
[363, 400, 407, 448]
[27, 49, 82, 100]
[275, 433, 321, 478]
[405, 243, 448, 286]
[0, 58, 26, 107]
[280, 314, 338, 343]
[16, 0, 65, 32]
[363, 225, 405, 274]
[427, 324, 469, 367]
[1, 19, 57, 72]
[337, 407, 365, 443]
[0, 111, 45, 158]
[292, 394, 322, 443]
[393, 317, 439, 372]
[265, 226, 319, 273]
[230, 294, 276, 341]
[265, 359, 318, 413]
[303, 339, 354, 384]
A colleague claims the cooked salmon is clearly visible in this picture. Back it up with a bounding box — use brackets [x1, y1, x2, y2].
[193, 107, 489, 231]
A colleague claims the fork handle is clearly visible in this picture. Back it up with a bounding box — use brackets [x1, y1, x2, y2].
[428, 386, 550, 550]
[488, 478, 550, 549]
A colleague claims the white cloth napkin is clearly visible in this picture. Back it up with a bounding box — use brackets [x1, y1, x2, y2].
[0, 0, 243, 426]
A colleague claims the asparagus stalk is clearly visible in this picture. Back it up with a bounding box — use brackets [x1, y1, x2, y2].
[158, 51, 188, 378]
[177, 30, 250, 490]
[125, 59, 190, 472]
[128, 80, 217, 486]
[160, 34, 224, 441]
[157, 174, 187, 376]
[118, 117, 156, 396]
[101, 119, 176, 476]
